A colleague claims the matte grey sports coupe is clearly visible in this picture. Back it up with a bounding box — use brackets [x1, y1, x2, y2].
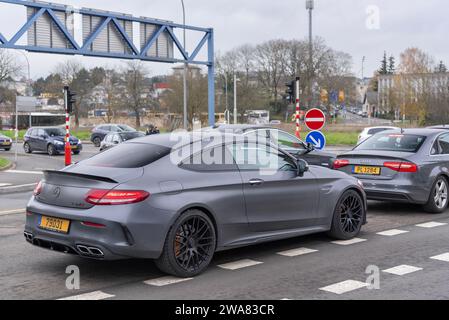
[25, 132, 366, 277]
[334, 128, 449, 213]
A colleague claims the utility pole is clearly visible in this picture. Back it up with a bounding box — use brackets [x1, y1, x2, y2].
[306, 0, 314, 109]
[233, 74, 238, 124]
[181, 0, 188, 130]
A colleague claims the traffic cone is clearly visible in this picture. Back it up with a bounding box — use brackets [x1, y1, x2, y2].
[65, 141, 72, 166]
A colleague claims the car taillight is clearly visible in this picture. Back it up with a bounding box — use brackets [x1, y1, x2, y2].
[33, 181, 43, 196]
[384, 161, 418, 173]
[85, 189, 150, 205]
[333, 159, 350, 169]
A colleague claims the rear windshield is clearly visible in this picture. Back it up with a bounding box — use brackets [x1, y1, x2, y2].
[120, 132, 145, 141]
[356, 133, 426, 153]
[82, 143, 170, 168]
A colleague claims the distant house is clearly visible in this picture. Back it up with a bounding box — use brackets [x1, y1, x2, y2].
[363, 91, 378, 117]
[153, 82, 170, 98]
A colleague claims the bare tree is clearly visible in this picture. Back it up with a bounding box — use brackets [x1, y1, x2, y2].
[121, 61, 152, 128]
[0, 49, 22, 83]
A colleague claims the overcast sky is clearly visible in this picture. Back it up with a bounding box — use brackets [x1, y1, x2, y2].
[0, 0, 448, 79]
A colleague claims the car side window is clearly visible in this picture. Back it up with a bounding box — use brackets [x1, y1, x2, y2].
[228, 142, 296, 171]
[433, 134, 449, 155]
[104, 135, 111, 143]
[112, 134, 120, 143]
[180, 145, 238, 171]
[269, 130, 305, 151]
[36, 129, 45, 137]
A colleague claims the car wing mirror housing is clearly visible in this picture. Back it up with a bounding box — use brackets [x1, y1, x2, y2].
[296, 159, 309, 177]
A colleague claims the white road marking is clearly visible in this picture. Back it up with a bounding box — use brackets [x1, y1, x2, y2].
[281, 298, 293, 300]
[382, 265, 423, 276]
[0, 183, 37, 190]
[0, 208, 25, 216]
[277, 248, 318, 257]
[58, 291, 115, 300]
[331, 238, 367, 246]
[376, 229, 409, 237]
[430, 253, 449, 262]
[5, 170, 43, 175]
[319, 280, 368, 295]
[0, 183, 12, 187]
[416, 222, 448, 228]
[218, 259, 263, 270]
[144, 276, 193, 287]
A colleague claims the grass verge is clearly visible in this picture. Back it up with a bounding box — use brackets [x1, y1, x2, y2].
[0, 157, 11, 170]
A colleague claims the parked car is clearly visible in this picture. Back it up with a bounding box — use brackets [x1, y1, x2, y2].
[428, 125, 449, 130]
[334, 128, 449, 213]
[23, 127, 82, 156]
[90, 124, 136, 147]
[0, 134, 12, 151]
[100, 131, 146, 151]
[357, 126, 400, 145]
[204, 124, 337, 168]
[25, 132, 366, 277]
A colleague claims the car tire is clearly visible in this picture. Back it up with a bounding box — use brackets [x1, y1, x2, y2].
[93, 137, 101, 148]
[24, 142, 32, 154]
[423, 176, 449, 214]
[327, 190, 365, 240]
[47, 144, 56, 156]
[5, 148, 10, 151]
[155, 209, 216, 277]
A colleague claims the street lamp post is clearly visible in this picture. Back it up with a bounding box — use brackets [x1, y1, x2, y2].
[306, 0, 314, 108]
[181, 0, 188, 130]
[224, 73, 229, 123]
[233, 74, 239, 124]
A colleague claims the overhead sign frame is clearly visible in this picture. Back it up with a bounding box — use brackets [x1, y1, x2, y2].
[0, 0, 216, 125]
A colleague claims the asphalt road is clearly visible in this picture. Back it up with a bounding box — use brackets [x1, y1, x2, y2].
[1, 190, 449, 300]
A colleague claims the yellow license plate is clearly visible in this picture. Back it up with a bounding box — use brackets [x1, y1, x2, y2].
[39, 216, 70, 233]
[353, 166, 381, 175]
[70, 146, 77, 149]
[2, 142, 11, 145]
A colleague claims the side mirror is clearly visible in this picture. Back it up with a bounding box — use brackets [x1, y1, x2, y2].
[306, 142, 315, 151]
[296, 159, 309, 177]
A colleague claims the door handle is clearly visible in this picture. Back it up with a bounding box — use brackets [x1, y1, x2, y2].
[249, 179, 264, 186]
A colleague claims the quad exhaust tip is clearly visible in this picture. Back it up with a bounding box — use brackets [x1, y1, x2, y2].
[24, 231, 33, 242]
[76, 245, 104, 257]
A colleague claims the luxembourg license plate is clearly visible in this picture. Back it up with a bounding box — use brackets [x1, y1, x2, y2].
[353, 166, 381, 176]
[1, 142, 11, 146]
[39, 216, 70, 234]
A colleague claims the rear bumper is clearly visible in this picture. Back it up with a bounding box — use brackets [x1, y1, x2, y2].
[361, 179, 429, 204]
[25, 197, 176, 260]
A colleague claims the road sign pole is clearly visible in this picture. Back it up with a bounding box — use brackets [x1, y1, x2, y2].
[295, 77, 301, 138]
[63, 86, 71, 166]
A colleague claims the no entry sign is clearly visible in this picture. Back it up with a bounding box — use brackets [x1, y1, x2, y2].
[304, 108, 326, 131]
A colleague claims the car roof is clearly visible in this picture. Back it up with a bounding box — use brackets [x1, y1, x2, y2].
[211, 124, 273, 133]
[377, 128, 448, 137]
[128, 131, 269, 150]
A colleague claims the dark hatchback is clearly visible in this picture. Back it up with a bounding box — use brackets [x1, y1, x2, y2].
[205, 124, 337, 168]
[90, 124, 136, 147]
[24, 127, 82, 156]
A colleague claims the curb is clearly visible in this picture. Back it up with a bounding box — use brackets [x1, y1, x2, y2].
[0, 160, 14, 172]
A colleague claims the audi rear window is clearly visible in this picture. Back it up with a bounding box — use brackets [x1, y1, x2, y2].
[82, 143, 171, 168]
[355, 133, 426, 153]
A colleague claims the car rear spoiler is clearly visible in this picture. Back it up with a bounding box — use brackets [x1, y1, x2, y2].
[43, 170, 118, 184]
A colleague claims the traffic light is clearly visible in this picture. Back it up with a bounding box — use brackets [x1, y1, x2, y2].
[285, 80, 295, 104]
[64, 86, 77, 114]
[320, 89, 329, 104]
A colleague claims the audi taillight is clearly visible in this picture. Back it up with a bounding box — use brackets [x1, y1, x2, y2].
[383, 161, 418, 173]
[85, 189, 150, 205]
[333, 159, 350, 169]
[33, 181, 43, 196]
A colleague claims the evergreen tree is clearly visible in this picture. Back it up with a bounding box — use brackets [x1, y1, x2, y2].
[388, 55, 395, 74]
[379, 51, 388, 75]
[437, 60, 447, 73]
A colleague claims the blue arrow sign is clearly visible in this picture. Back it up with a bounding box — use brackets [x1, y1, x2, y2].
[306, 131, 326, 150]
